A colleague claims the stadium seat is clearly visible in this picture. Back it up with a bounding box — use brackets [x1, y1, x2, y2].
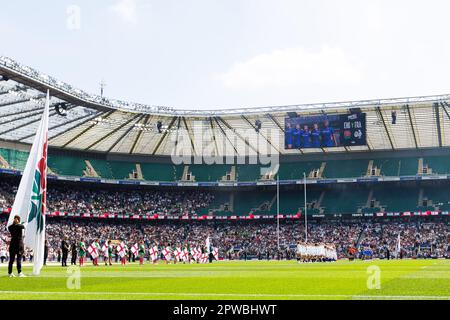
[0, 148, 29, 170]
[47, 154, 86, 177]
[140, 163, 183, 181]
[322, 159, 369, 179]
[188, 164, 231, 182]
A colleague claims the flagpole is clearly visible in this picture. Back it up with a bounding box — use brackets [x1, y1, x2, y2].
[277, 174, 280, 251]
[304, 172, 308, 243]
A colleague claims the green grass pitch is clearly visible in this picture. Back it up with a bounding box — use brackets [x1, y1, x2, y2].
[0, 260, 448, 300]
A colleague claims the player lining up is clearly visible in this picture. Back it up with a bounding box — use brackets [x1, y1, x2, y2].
[79, 238, 86, 266]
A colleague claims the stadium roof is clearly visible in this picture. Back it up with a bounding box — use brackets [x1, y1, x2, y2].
[1, 55, 450, 157]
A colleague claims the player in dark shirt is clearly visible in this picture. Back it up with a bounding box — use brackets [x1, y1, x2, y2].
[321, 120, 336, 147]
[293, 124, 302, 149]
[311, 123, 321, 148]
[285, 122, 294, 149]
[61, 237, 69, 267]
[70, 242, 77, 265]
[7, 215, 26, 277]
[301, 125, 312, 148]
[44, 239, 48, 266]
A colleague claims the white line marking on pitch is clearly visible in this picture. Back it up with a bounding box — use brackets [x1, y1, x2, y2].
[0, 291, 447, 300]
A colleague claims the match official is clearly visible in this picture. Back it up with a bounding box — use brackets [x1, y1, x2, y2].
[7, 215, 26, 277]
[61, 236, 69, 267]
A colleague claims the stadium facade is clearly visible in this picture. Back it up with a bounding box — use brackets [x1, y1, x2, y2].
[1, 56, 450, 221]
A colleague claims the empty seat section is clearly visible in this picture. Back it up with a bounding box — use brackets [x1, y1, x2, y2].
[398, 157, 419, 176]
[323, 159, 368, 178]
[232, 191, 274, 215]
[372, 186, 418, 212]
[140, 163, 183, 181]
[421, 186, 450, 209]
[88, 159, 114, 179]
[108, 161, 137, 180]
[0, 148, 28, 170]
[423, 156, 450, 174]
[278, 190, 308, 215]
[236, 165, 262, 181]
[321, 187, 368, 214]
[47, 154, 86, 176]
[372, 158, 400, 176]
[278, 162, 322, 180]
[189, 164, 230, 182]
[196, 192, 231, 215]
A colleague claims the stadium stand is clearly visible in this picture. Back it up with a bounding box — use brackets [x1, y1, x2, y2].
[5, 147, 450, 182]
[0, 57, 448, 267]
[2, 175, 448, 217]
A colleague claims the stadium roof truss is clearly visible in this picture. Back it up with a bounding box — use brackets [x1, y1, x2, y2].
[1, 56, 450, 157]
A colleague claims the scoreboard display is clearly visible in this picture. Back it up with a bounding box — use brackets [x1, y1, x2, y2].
[284, 113, 366, 149]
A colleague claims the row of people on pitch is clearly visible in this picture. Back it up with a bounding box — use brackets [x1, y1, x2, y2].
[285, 121, 337, 149]
[76, 239, 218, 266]
[296, 243, 338, 262]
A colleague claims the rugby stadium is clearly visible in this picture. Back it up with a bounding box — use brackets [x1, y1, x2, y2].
[0, 56, 448, 301]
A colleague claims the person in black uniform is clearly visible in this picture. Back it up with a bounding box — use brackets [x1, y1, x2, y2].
[44, 239, 49, 266]
[61, 237, 69, 267]
[208, 247, 213, 264]
[7, 215, 25, 277]
[70, 242, 77, 265]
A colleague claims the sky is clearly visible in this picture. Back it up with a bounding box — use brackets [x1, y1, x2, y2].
[1, 0, 450, 110]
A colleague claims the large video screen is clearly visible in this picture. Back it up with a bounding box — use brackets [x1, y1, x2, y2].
[284, 113, 366, 149]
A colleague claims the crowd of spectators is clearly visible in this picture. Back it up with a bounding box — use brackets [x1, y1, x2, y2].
[0, 180, 214, 216]
[0, 178, 448, 262]
[0, 218, 447, 262]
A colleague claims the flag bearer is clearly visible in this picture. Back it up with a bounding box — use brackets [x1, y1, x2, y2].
[7, 215, 25, 277]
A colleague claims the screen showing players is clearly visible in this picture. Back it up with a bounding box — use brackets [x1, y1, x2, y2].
[284, 113, 366, 149]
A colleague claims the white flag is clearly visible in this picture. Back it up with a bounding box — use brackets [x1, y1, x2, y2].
[213, 247, 219, 260]
[7, 90, 49, 275]
[396, 234, 401, 257]
[88, 242, 99, 259]
[150, 246, 159, 261]
[102, 244, 108, 257]
[182, 248, 189, 262]
[163, 246, 172, 260]
[131, 243, 139, 257]
[117, 243, 127, 258]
